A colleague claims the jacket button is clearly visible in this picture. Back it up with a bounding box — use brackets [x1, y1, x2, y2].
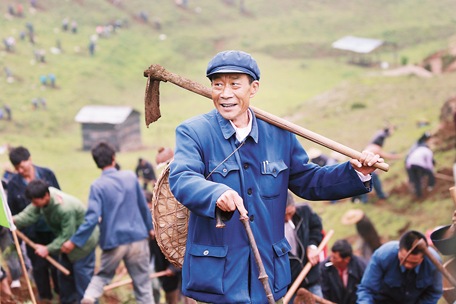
[222, 168, 227, 173]
[282, 248, 286, 253]
[244, 163, 249, 169]
[273, 169, 277, 173]
[250, 215, 254, 222]
[247, 188, 252, 195]
[203, 250, 209, 256]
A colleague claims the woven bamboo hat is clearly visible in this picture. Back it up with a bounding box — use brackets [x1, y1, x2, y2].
[341, 209, 364, 225]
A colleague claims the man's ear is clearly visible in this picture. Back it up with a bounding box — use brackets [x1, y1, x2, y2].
[249, 81, 260, 98]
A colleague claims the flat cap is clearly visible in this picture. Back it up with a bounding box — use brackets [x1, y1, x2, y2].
[206, 50, 260, 81]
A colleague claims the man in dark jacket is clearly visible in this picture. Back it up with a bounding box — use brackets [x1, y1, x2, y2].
[7, 146, 60, 300]
[320, 239, 367, 304]
[284, 191, 323, 300]
[135, 158, 156, 190]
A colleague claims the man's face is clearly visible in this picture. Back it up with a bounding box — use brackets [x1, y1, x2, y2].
[398, 248, 424, 269]
[211, 73, 259, 128]
[330, 251, 350, 269]
[31, 193, 50, 208]
[285, 204, 296, 223]
[14, 158, 34, 178]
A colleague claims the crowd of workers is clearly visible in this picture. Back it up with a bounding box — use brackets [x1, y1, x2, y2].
[0, 48, 450, 304]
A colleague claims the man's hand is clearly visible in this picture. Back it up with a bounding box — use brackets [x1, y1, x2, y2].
[350, 150, 383, 175]
[306, 246, 319, 266]
[217, 190, 248, 219]
[61, 240, 76, 254]
[35, 244, 49, 258]
[149, 230, 155, 240]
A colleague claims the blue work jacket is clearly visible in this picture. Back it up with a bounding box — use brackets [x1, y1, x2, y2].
[169, 109, 371, 304]
[356, 241, 443, 304]
[71, 168, 153, 250]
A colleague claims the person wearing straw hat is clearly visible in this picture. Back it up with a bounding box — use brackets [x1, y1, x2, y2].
[169, 50, 383, 303]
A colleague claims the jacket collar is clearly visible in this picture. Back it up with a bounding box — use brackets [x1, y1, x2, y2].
[216, 108, 259, 143]
[101, 167, 117, 176]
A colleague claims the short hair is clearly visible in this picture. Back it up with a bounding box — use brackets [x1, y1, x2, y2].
[9, 146, 31, 166]
[331, 239, 353, 258]
[25, 179, 49, 200]
[91, 141, 115, 169]
[286, 190, 295, 207]
[399, 230, 427, 254]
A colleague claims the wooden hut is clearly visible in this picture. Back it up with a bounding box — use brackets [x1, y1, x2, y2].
[74, 105, 142, 151]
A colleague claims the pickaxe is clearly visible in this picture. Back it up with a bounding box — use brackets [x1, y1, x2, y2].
[400, 238, 456, 287]
[143, 64, 389, 172]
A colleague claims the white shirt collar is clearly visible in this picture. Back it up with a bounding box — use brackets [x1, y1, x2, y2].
[230, 109, 252, 142]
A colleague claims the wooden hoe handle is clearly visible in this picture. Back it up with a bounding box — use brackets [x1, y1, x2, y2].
[144, 64, 389, 172]
[15, 229, 71, 276]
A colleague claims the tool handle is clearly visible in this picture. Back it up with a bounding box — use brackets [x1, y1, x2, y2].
[144, 64, 389, 172]
[215, 207, 226, 228]
[16, 229, 71, 276]
[240, 217, 275, 304]
[283, 229, 334, 304]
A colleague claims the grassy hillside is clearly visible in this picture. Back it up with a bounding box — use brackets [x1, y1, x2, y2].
[1, 0, 456, 301]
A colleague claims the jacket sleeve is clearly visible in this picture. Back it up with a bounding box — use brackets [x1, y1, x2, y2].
[288, 134, 370, 201]
[169, 123, 231, 219]
[319, 262, 332, 300]
[417, 248, 443, 304]
[136, 179, 154, 231]
[356, 251, 384, 304]
[70, 184, 101, 248]
[13, 204, 41, 229]
[46, 211, 77, 254]
[307, 207, 323, 247]
[7, 182, 21, 215]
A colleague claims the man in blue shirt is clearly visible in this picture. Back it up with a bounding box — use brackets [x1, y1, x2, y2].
[169, 50, 383, 303]
[61, 141, 155, 304]
[357, 230, 443, 304]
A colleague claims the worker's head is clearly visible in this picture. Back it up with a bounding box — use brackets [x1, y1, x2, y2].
[285, 190, 296, 223]
[91, 141, 116, 169]
[398, 230, 427, 269]
[25, 179, 50, 207]
[9, 146, 33, 178]
[206, 51, 260, 127]
[330, 239, 353, 270]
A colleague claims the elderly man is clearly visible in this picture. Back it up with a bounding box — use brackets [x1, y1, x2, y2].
[320, 239, 367, 304]
[357, 230, 443, 304]
[169, 50, 382, 303]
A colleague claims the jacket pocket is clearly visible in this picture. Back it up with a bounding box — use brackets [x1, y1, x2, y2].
[186, 243, 228, 295]
[272, 238, 292, 292]
[260, 160, 288, 199]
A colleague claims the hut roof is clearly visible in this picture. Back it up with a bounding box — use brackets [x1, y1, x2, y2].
[74, 105, 138, 124]
[332, 36, 384, 54]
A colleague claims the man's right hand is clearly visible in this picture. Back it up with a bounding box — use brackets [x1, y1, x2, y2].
[61, 240, 76, 254]
[217, 190, 248, 219]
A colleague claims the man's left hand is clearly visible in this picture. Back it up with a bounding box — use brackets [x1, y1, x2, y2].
[149, 230, 155, 240]
[350, 150, 383, 175]
[35, 244, 49, 258]
[307, 246, 319, 266]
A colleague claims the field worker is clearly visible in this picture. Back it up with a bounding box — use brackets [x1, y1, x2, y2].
[357, 230, 443, 304]
[13, 179, 99, 304]
[8, 146, 61, 300]
[61, 141, 154, 304]
[168, 50, 383, 303]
